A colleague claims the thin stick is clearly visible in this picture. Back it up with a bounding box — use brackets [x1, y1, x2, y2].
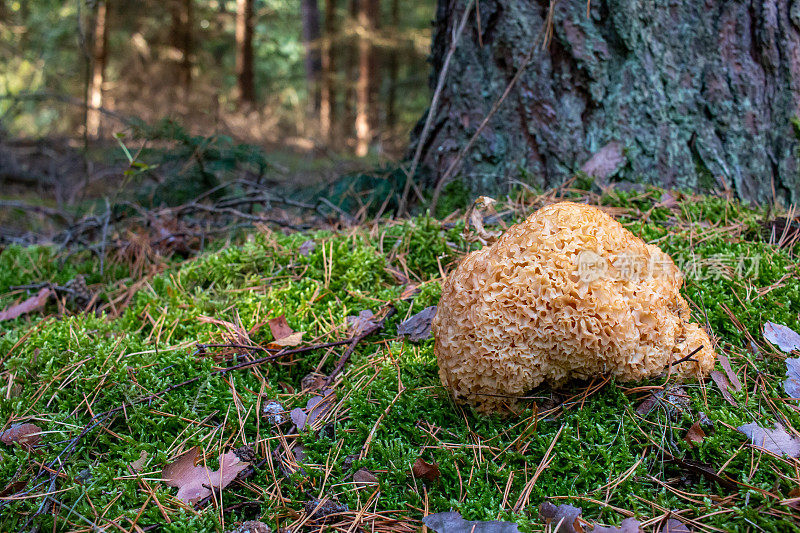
[429, 13, 550, 213]
[398, 0, 477, 215]
[325, 306, 397, 385]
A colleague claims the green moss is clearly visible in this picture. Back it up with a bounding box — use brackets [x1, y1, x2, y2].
[1, 192, 799, 532]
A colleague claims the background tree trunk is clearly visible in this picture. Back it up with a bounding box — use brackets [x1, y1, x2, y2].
[355, 0, 379, 156]
[413, 0, 800, 205]
[170, 0, 193, 93]
[302, 0, 322, 111]
[320, 0, 337, 141]
[86, 0, 108, 138]
[235, 0, 255, 106]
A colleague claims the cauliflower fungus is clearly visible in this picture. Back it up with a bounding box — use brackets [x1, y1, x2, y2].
[433, 201, 716, 413]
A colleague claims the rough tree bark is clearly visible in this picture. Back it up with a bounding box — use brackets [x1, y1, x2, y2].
[86, 0, 108, 138]
[236, 0, 255, 106]
[413, 0, 800, 205]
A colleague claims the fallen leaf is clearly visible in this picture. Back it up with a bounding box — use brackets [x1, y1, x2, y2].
[590, 518, 642, 533]
[539, 501, 583, 533]
[268, 331, 304, 347]
[785, 358, 800, 400]
[684, 421, 706, 445]
[267, 316, 304, 347]
[347, 310, 376, 336]
[0, 288, 52, 321]
[352, 468, 379, 488]
[298, 240, 316, 257]
[397, 306, 437, 342]
[464, 196, 502, 245]
[709, 371, 737, 406]
[716, 354, 742, 392]
[656, 191, 679, 209]
[290, 407, 307, 429]
[658, 519, 691, 533]
[737, 422, 800, 457]
[412, 457, 440, 484]
[131, 451, 149, 473]
[764, 321, 800, 353]
[668, 456, 737, 491]
[423, 511, 521, 533]
[304, 497, 348, 521]
[225, 520, 272, 533]
[306, 389, 335, 428]
[635, 393, 659, 416]
[162, 447, 251, 504]
[580, 141, 625, 182]
[0, 423, 42, 447]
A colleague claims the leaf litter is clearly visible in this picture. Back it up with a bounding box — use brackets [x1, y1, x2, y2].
[397, 305, 437, 341]
[737, 422, 800, 457]
[162, 446, 253, 504]
[763, 321, 800, 352]
[0, 287, 52, 321]
[423, 511, 521, 533]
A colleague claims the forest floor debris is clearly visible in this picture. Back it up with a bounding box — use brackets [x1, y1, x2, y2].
[0, 185, 799, 531]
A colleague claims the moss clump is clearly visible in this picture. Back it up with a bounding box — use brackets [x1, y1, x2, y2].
[0, 191, 798, 532]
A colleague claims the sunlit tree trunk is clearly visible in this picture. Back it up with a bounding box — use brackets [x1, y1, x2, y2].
[320, 0, 337, 141]
[86, 0, 108, 138]
[170, 0, 193, 93]
[302, 0, 322, 111]
[235, 0, 255, 106]
[355, 0, 379, 157]
[385, 0, 399, 131]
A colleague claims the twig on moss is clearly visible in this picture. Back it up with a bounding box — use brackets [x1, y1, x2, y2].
[325, 306, 397, 385]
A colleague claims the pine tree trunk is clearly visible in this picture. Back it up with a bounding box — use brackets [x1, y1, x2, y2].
[235, 0, 255, 106]
[86, 0, 108, 138]
[320, 0, 337, 141]
[170, 0, 193, 93]
[302, 0, 322, 111]
[413, 0, 800, 205]
[355, 0, 379, 156]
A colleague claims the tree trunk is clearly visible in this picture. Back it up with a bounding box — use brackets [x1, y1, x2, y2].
[86, 0, 108, 138]
[302, 0, 322, 111]
[235, 0, 255, 106]
[320, 0, 337, 141]
[170, 0, 193, 93]
[413, 0, 800, 205]
[385, 0, 399, 131]
[355, 0, 379, 157]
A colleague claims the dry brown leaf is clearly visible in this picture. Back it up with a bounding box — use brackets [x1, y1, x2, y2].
[347, 310, 376, 336]
[590, 518, 642, 533]
[0, 288, 52, 321]
[268, 315, 295, 340]
[162, 447, 251, 504]
[737, 422, 800, 457]
[352, 468, 379, 488]
[658, 519, 691, 533]
[131, 450, 149, 473]
[397, 306, 437, 342]
[764, 321, 800, 353]
[464, 196, 502, 245]
[684, 421, 706, 445]
[709, 371, 737, 406]
[423, 511, 521, 533]
[785, 358, 800, 400]
[716, 353, 742, 392]
[539, 501, 583, 533]
[0, 423, 42, 447]
[225, 521, 272, 533]
[399, 284, 421, 301]
[412, 457, 440, 484]
[580, 141, 625, 182]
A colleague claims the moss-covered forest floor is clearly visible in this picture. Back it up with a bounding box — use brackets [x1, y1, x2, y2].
[1, 185, 799, 532]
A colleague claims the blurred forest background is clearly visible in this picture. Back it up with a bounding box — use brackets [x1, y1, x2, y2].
[0, 0, 432, 153]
